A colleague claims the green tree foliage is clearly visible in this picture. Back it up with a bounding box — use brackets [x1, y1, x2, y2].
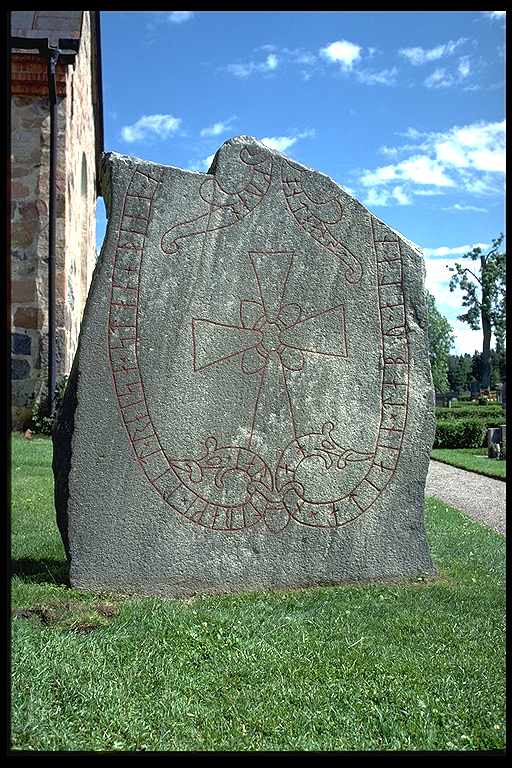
[448, 234, 506, 389]
[471, 350, 482, 385]
[490, 346, 506, 389]
[426, 291, 454, 394]
[448, 353, 473, 395]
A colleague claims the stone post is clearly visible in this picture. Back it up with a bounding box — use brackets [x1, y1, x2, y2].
[487, 427, 502, 459]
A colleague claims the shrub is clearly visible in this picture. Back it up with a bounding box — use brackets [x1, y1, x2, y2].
[435, 404, 504, 422]
[478, 396, 489, 406]
[433, 419, 484, 449]
[30, 377, 68, 436]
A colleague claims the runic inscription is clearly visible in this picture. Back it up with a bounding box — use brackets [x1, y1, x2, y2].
[55, 138, 437, 596]
[104, 160, 411, 533]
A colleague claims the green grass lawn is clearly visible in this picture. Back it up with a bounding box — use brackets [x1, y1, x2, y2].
[431, 448, 506, 480]
[11, 434, 505, 752]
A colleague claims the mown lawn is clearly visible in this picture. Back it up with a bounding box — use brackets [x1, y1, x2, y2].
[431, 448, 506, 480]
[11, 434, 506, 752]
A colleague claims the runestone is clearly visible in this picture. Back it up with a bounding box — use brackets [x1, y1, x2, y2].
[53, 137, 436, 595]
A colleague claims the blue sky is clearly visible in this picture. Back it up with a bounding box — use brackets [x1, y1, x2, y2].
[96, 10, 506, 355]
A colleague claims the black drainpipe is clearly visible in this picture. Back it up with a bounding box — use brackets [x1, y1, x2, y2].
[10, 36, 78, 415]
[47, 47, 59, 416]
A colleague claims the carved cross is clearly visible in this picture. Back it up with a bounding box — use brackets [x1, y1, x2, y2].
[192, 251, 348, 449]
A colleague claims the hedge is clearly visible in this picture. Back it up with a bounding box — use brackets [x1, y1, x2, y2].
[433, 419, 485, 449]
[435, 404, 504, 422]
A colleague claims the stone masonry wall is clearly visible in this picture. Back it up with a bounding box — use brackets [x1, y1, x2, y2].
[10, 93, 66, 427]
[63, 10, 98, 371]
[11, 11, 98, 429]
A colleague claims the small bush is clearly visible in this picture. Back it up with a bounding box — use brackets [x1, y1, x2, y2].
[30, 377, 68, 436]
[434, 419, 484, 449]
[478, 396, 489, 406]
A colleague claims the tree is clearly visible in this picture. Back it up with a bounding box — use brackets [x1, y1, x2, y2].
[425, 291, 454, 394]
[490, 344, 506, 389]
[471, 350, 482, 384]
[448, 353, 472, 395]
[448, 234, 506, 390]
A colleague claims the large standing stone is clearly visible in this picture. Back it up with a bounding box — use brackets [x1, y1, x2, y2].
[53, 137, 436, 596]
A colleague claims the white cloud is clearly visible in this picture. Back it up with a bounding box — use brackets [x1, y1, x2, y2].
[424, 254, 460, 299]
[295, 52, 317, 65]
[420, 50, 478, 90]
[392, 185, 412, 205]
[259, 129, 315, 154]
[356, 66, 398, 86]
[458, 56, 471, 78]
[361, 155, 454, 188]
[364, 188, 391, 207]
[413, 189, 445, 196]
[361, 164, 398, 186]
[450, 322, 485, 356]
[200, 117, 237, 137]
[435, 139, 469, 168]
[468, 148, 504, 173]
[188, 153, 216, 172]
[400, 155, 455, 186]
[224, 42, 394, 87]
[121, 114, 181, 143]
[422, 250, 488, 353]
[379, 145, 399, 157]
[260, 136, 297, 153]
[296, 128, 316, 139]
[227, 53, 279, 78]
[433, 121, 505, 174]
[363, 185, 411, 207]
[266, 53, 278, 70]
[483, 11, 506, 20]
[422, 242, 489, 258]
[168, 11, 194, 24]
[424, 67, 454, 88]
[356, 119, 505, 204]
[320, 40, 362, 70]
[443, 203, 488, 212]
[399, 38, 466, 66]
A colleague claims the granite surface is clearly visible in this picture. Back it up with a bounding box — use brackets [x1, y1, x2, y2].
[53, 136, 436, 595]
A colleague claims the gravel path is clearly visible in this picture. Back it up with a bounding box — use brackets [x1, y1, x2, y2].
[426, 460, 506, 535]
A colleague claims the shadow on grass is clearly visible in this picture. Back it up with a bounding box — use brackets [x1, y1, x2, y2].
[11, 558, 70, 587]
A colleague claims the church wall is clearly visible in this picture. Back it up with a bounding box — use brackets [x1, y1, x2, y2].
[10, 11, 98, 429]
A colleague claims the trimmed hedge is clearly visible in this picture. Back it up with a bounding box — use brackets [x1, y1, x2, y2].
[433, 419, 484, 449]
[434, 401, 505, 448]
[435, 404, 504, 421]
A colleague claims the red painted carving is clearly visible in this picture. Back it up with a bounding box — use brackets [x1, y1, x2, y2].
[280, 158, 362, 284]
[160, 146, 272, 257]
[107, 161, 410, 534]
[192, 251, 349, 456]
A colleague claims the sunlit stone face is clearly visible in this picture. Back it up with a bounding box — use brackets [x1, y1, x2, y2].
[54, 136, 436, 596]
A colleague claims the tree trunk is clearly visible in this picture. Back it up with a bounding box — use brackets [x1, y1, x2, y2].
[481, 313, 491, 389]
[480, 253, 492, 390]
